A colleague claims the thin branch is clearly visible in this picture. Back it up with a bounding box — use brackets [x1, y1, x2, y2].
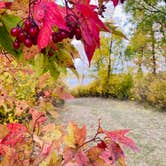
[79, 119, 103, 148]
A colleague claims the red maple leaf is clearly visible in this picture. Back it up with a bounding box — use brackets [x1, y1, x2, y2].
[100, 147, 116, 166]
[0, 123, 27, 147]
[104, 129, 139, 152]
[112, 0, 119, 6]
[98, 0, 126, 8]
[73, 1, 108, 63]
[33, 0, 68, 49]
[100, 141, 124, 165]
[112, 0, 126, 6]
[0, 2, 5, 9]
[0, 2, 12, 9]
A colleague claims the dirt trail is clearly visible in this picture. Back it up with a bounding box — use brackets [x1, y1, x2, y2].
[56, 98, 166, 166]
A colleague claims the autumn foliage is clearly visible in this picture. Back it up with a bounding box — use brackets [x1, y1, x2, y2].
[0, 0, 139, 165]
[0, 111, 139, 165]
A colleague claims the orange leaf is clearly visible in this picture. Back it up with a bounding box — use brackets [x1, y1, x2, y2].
[118, 157, 126, 166]
[87, 147, 107, 165]
[64, 122, 86, 148]
[0, 124, 9, 139]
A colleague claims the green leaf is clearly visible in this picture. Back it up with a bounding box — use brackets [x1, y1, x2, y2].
[55, 49, 75, 68]
[0, 25, 20, 56]
[1, 14, 21, 32]
[34, 53, 45, 76]
[105, 22, 128, 40]
[48, 61, 60, 80]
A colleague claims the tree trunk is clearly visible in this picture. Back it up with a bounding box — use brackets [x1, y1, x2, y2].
[107, 40, 112, 81]
[151, 29, 156, 75]
[104, 40, 113, 98]
[138, 48, 143, 73]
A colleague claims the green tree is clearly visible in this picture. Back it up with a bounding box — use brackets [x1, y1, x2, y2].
[125, 0, 166, 74]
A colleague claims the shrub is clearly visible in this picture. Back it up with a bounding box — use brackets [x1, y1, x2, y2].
[147, 79, 166, 109]
[71, 73, 133, 100]
[131, 72, 166, 110]
[107, 74, 133, 99]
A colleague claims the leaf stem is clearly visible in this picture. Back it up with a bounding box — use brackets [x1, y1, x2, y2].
[79, 119, 102, 148]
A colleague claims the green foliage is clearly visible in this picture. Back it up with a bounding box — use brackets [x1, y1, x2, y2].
[0, 26, 19, 56]
[1, 14, 21, 32]
[0, 14, 22, 56]
[107, 74, 133, 99]
[125, 0, 166, 74]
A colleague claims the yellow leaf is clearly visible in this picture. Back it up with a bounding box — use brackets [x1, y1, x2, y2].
[64, 123, 86, 148]
[105, 21, 128, 40]
[74, 124, 86, 146]
[63, 39, 80, 59]
[64, 123, 75, 148]
[43, 128, 62, 142]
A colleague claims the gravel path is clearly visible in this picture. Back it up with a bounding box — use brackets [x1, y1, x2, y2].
[56, 98, 166, 166]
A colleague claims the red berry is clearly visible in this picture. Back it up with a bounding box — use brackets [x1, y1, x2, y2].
[10, 27, 20, 37]
[29, 26, 39, 37]
[52, 33, 58, 43]
[76, 34, 81, 40]
[18, 32, 26, 42]
[60, 31, 68, 39]
[48, 49, 54, 57]
[13, 40, 20, 49]
[23, 19, 32, 31]
[24, 38, 32, 47]
[41, 48, 46, 54]
[68, 31, 75, 39]
[75, 28, 81, 40]
[31, 37, 37, 45]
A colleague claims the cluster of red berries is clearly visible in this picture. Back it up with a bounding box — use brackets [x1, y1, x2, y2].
[10, 18, 39, 50]
[52, 27, 81, 43]
[52, 16, 82, 44]
[10, 15, 82, 56]
[42, 16, 82, 57]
